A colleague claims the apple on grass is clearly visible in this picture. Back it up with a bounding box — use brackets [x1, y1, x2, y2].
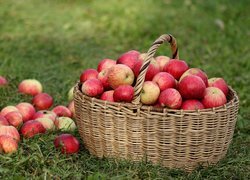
[163, 59, 189, 80]
[4, 111, 23, 128]
[54, 117, 76, 132]
[81, 79, 104, 97]
[117, 50, 140, 70]
[113, 85, 134, 103]
[80, 69, 98, 83]
[0, 125, 20, 142]
[32, 93, 53, 110]
[97, 58, 116, 72]
[52, 105, 72, 118]
[140, 81, 160, 105]
[20, 120, 46, 138]
[0, 115, 9, 126]
[0, 135, 18, 154]
[100, 90, 115, 102]
[179, 68, 208, 86]
[0, 76, 8, 86]
[35, 118, 55, 130]
[54, 134, 80, 154]
[18, 79, 43, 96]
[1, 106, 19, 117]
[107, 64, 135, 89]
[16, 102, 36, 122]
[152, 72, 176, 91]
[158, 88, 182, 109]
[181, 99, 204, 110]
[208, 77, 229, 96]
[33, 110, 57, 122]
[98, 69, 111, 90]
[202, 87, 227, 108]
[178, 75, 206, 99]
[155, 56, 170, 71]
[68, 86, 74, 101]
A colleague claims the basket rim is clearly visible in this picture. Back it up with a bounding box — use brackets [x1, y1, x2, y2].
[74, 81, 239, 115]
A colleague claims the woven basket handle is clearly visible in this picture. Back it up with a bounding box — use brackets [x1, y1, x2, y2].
[132, 34, 179, 105]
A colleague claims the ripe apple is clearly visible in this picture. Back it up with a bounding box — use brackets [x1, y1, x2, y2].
[202, 87, 227, 108]
[35, 118, 55, 130]
[133, 59, 160, 81]
[0, 135, 18, 154]
[16, 102, 36, 122]
[1, 106, 19, 117]
[80, 69, 98, 83]
[158, 88, 182, 109]
[97, 58, 116, 72]
[5, 111, 23, 128]
[100, 90, 115, 102]
[32, 93, 53, 110]
[98, 69, 111, 90]
[52, 105, 72, 118]
[54, 134, 80, 154]
[179, 68, 208, 86]
[54, 117, 76, 131]
[107, 64, 135, 89]
[68, 101, 75, 118]
[138, 53, 147, 61]
[178, 75, 206, 99]
[0, 76, 8, 86]
[81, 79, 104, 97]
[155, 56, 170, 71]
[208, 77, 229, 96]
[163, 59, 189, 80]
[20, 120, 46, 138]
[117, 50, 140, 69]
[181, 99, 204, 110]
[152, 72, 176, 91]
[33, 110, 57, 122]
[113, 85, 134, 103]
[0, 115, 9, 126]
[140, 81, 160, 105]
[18, 79, 43, 96]
[68, 86, 74, 101]
[0, 125, 20, 142]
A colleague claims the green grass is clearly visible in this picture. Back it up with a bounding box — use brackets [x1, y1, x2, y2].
[0, 0, 249, 179]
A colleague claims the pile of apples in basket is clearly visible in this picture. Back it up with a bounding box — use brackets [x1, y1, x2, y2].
[80, 50, 229, 109]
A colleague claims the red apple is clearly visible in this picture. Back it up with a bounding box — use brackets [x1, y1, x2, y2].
[97, 58, 116, 72]
[35, 118, 55, 130]
[158, 88, 182, 109]
[0, 135, 18, 154]
[140, 81, 160, 105]
[133, 59, 160, 81]
[181, 99, 204, 110]
[202, 87, 227, 108]
[68, 86, 74, 101]
[0, 76, 8, 86]
[138, 53, 147, 61]
[113, 85, 134, 103]
[1, 106, 19, 117]
[0, 125, 20, 142]
[179, 68, 208, 86]
[100, 90, 115, 102]
[152, 72, 176, 91]
[81, 79, 104, 97]
[107, 64, 135, 89]
[32, 93, 53, 110]
[33, 110, 57, 122]
[54, 117, 76, 131]
[155, 56, 170, 71]
[117, 50, 140, 69]
[98, 69, 111, 90]
[52, 105, 72, 118]
[163, 59, 189, 80]
[16, 102, 36, 122]
[178, 75, 206, 99]
[5, 111, 23, 128]
[0, 115, 9, 126]
[68, 101, 75, 118]
[20, 120, 46, 138]
[208, 77, 229, 96]
[54, 134, 80, 154]
[80, 69, 98, 83]
[18, 79, 43, 96]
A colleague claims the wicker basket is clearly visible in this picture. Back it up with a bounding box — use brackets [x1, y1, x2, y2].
[74, 34, 239, 172]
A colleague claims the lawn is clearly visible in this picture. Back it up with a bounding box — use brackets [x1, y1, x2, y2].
[0, 0, 249, 179]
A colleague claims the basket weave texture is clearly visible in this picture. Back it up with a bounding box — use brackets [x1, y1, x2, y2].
[74, 34, 239, 171]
